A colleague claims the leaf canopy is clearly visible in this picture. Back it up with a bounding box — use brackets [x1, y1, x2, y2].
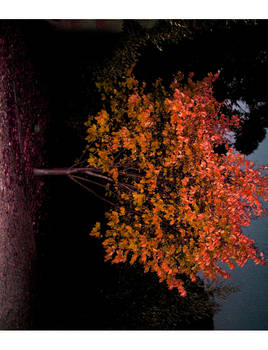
[85, 70, 268, 296]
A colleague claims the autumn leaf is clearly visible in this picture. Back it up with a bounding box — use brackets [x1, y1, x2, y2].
[84, 71, 268, 297]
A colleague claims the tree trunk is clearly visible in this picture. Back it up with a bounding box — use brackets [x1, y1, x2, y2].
[33, 167, 113, 182]
[0, 21, 43, 329]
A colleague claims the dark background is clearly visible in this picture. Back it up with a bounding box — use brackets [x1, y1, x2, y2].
[15, 19, 268, 329]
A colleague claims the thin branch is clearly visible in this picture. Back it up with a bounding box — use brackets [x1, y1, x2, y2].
[113, 149, 126, 163]
[68, 174, 116, 206]
[119, 171, 142, 179]
[69, 145, 91, 170]
[71, 174, 107, 189]
[73, 175, 125, 203]
[69, 157, 88, 171]
[84, 169, 113, 182]
[118, 182, 136, 192]
[118, 182, 136, 191]
[120, 166, 140, 172]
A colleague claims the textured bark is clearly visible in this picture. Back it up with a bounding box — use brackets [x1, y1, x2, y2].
[0, 21, 47, 329]
[33, 167, 112, 181]
[0, 92, 36, 329]
[33, 168, 73, 176]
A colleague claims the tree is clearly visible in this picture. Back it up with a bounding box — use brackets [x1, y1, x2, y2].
[34, 69, 268, 297]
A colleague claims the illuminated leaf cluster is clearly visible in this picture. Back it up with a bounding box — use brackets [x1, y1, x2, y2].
[86, 70, 268, 297]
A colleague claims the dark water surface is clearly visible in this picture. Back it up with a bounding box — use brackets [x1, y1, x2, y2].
[214, 130, 268, 330]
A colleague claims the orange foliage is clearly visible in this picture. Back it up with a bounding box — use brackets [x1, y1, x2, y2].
[86, 71, 268, 296]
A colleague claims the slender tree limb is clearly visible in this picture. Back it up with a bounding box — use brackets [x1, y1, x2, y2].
[71, 174, 107, 189]
[68, 174, 116, 206]
[84, 170, 113, 182]
[118, 182, 136, 191]
[119, 171, 142, 179]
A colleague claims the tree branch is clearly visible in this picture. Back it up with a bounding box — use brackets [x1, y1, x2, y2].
[71, 174, 107, 189]
[68, 174, 116, 206]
